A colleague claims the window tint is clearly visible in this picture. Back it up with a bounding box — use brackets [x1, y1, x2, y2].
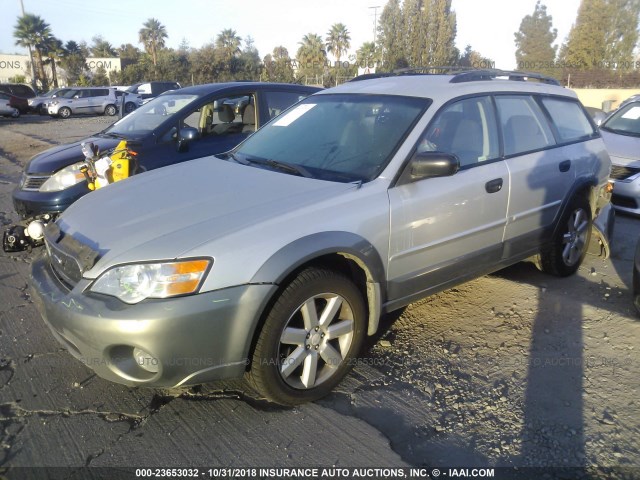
[264, 91, 310, 119]
[417, 96, 499, 167]
[496, 95, 555, 156]
[541, 98, 595, 142]
[542, 99, 594, 139]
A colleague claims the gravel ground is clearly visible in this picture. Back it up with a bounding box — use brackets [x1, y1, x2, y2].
[0, 114, 639, 479]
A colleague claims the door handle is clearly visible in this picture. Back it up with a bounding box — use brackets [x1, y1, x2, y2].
[485, 178, 503, 194]
[559, 160, 571, 172]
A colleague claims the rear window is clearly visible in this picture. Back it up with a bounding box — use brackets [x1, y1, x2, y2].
[541, 98, 595, 142]
[11, 84, 35, 98]
[496, 95, 556, 156]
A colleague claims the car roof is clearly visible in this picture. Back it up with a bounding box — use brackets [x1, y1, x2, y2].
[175, 82, 321, 96]
[320, 72, 576, 101]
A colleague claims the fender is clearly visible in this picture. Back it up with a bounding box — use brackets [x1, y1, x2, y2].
[250, 231, 387, 335]
[552, 176, 598, 238]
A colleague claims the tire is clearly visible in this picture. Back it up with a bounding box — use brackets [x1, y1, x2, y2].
[10, 108, 20, 118]
[104, 104, 117, 116]
[58, 107, 71, 119]
[248, 267, 366, 405]
[537, 195, 592, 277]
[124, 102, 136, 114]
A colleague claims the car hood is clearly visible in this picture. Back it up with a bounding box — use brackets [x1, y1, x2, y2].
[57, 156, 357, 278]
[600, 129, 640, 165]
[25, 136, 121, 174]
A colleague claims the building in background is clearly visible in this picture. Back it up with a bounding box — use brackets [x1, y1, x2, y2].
[0, 53, 121, 86]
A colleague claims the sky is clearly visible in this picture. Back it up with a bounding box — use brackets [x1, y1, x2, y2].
[1, 0, 583, 70]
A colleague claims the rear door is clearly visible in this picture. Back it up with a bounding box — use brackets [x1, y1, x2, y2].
[497, 95, 574, 258]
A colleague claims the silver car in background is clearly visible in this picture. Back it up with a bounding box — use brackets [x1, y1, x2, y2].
[600, 100, 640, 215]
[31, 70, 614, 406]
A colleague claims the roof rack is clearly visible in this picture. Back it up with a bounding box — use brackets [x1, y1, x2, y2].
[350, 67, 560, 86]
[450, 69, 560, 86]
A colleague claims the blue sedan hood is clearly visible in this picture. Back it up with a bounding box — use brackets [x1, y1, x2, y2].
[26, 136, 120, 174]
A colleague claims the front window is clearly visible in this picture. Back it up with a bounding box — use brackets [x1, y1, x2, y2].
[234, 94, 429, 182]
[104, 93, 199, 138]
[601, 102, 640, 137]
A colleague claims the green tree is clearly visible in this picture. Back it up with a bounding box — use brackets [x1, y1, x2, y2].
[604, 0, 640, 65]
[514, 1, 558, 77]
[90, 36, 117, 57]
[426, 0, 457, 66]
[59, 40, 87, 85]
[138, 18, 168, 67]
[561, 0, 609, 68]
[91, 65, 109, 86]
[403, 0, 426, 67]
[356, 41, 377, 70]
[216, 29, 242, 63]
[263, 46, 295, 83]
[377, 0, 406, 70]
[326, 23, 351, 65]
[189, 43, 221, 84]
[296, 33, 327, 83]
[13, 13, 51, 91]
[42, 36, 64, 88]
[239, 36, 262, 81]
[457, 45, 494, 69]
[117, 43, 141, 70]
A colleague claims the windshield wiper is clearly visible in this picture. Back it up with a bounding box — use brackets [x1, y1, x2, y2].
[243, 156, 314, 178]
[98, 132, 127, 139]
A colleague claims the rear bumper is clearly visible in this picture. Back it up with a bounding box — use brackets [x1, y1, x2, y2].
[30, 254, 277, 387]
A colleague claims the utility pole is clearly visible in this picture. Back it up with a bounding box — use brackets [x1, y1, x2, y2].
[369, 5, 381, 48]
[19, 0, 38, 90]
[369, 5, 381, 70]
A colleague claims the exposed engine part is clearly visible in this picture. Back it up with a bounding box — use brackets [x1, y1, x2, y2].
[2, 215, 52, 253]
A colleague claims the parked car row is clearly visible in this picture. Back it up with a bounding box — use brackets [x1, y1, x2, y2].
[18, 72, 615, 405]
[0, 81, 179, 118]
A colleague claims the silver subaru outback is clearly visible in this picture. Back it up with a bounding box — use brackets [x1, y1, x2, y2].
[31, 70, 614, 405]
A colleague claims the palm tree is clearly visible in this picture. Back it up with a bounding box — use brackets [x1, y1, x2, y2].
[297, 33, 327, 82]
[216, 29, 242, 62]
[138, 18, 167, 66]
[60, 40, 87, 85]
[42, 36, 64, 88]
[356, 41, 377, 70]
[297, 33, 327, 68]
[14, 13, 51, 91]
[90, 36, 117, 57]
[326, 23, 351, 65]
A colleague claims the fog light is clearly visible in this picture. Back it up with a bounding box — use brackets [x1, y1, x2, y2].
[133, 347, 159, 373]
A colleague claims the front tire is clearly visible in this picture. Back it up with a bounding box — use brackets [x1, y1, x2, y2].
[537, 195, 592, 276]
[58, 107, 71, 119]
[248, 267, 366, 405]
[104, 104, 117, 116]
[10, 108, 20, 118]
[124, 102, 136, 114]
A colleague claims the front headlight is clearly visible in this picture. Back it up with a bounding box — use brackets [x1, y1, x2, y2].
[39, 162, 86, 192]
[90, 258, 212, 304]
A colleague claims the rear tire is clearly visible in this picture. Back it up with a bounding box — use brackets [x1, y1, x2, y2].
[536, 195, 592, 277]
[104, 104, 117, 116]
[248, 267, 366, 406]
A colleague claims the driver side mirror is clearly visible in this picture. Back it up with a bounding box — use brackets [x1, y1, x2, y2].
[177, 127, 199, 153]
[409, 152, 459, 181]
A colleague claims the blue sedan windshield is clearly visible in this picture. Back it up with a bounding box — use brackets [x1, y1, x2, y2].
[105, 93, 199, 137]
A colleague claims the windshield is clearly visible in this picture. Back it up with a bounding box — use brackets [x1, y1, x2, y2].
[601, 102, 640, 137]
[104, 93, 199, 137]
[234, 94, 429, 182]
